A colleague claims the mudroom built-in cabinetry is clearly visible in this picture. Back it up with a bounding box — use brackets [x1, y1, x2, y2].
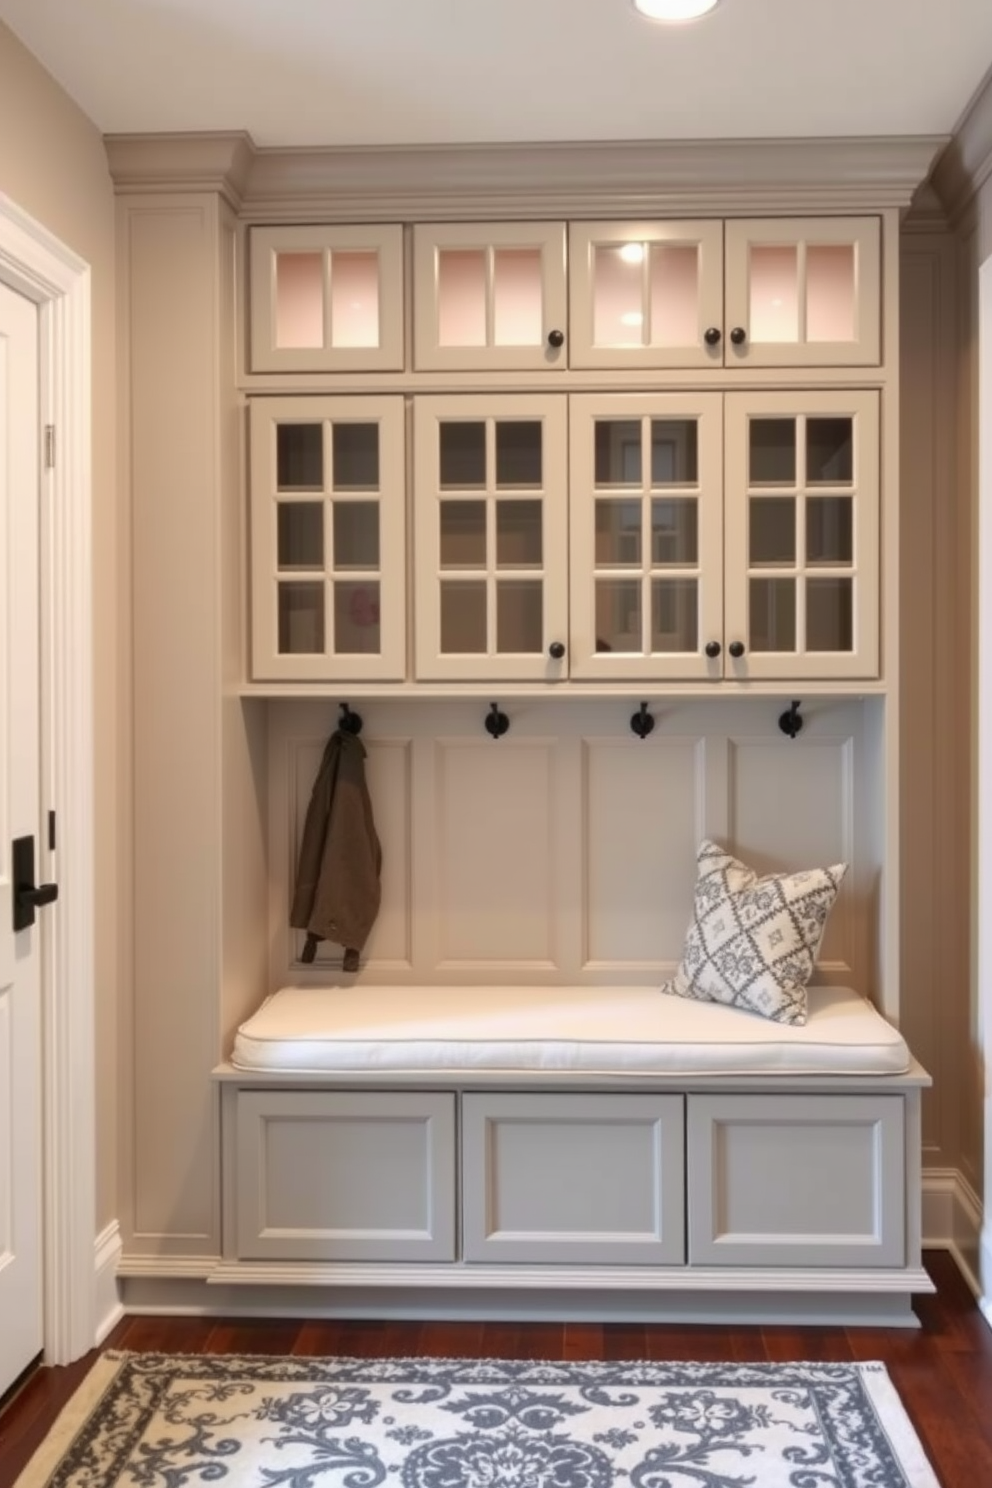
[107, 136, 942, 1323]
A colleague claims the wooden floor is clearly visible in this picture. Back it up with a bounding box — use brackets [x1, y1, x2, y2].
[0, 1251, 988, 1487]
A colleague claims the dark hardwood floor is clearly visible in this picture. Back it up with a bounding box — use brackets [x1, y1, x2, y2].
[1, 1250, 988, 1487]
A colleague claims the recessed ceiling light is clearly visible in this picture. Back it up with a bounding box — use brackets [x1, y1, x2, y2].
[633, 0, 720, 20]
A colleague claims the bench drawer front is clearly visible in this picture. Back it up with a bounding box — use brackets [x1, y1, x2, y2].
[687, 1093, 905, 1268]
[462, 1093, 685, 1264]
[235, 1090, 457, 1261]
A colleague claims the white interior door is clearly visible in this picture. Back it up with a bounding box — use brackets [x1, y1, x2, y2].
[0, 279, 44, 1398]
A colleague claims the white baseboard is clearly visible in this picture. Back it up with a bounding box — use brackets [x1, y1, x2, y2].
[980, 1224, 992, 1331]
[922, 1167, 983, 1294]
[94, 1220, 124, 1344]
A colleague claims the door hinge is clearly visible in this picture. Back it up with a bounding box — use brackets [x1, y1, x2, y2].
[44, 424, 55, 470]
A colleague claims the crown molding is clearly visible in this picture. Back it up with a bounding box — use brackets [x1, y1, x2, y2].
[902, 180, 952, 234]
[103, 132, 946, 220]
[104, 131, 254, 209]
[931, 63, 992, 224]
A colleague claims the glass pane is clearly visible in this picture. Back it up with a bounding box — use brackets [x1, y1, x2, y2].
[651, 421, 698, 485]
[807, 497, 853, 565]
[332, 423, 379, 490]
[496, 501, 542, 567]
[493, 248, 543, 346]
[278, 582, 324, 654]
[807, 577, 854, 651]
[596, 501, 642, 566]
[807, 244, 855, 343]
[437, 249, 486, 347]
[495, 421, 542, 487]
[440, 501, 487, 568]
[651, 578, 698, 652]
[277, 424, 323, 490]
[807, 418, 854, 484]
[333, 581, 381, 654]
[648, 244, 699, 347]
[277, 503, 323, 569]
[749, 244, 799, 343]
[275, 252, 323, 350]
[333, 503, 379, 569]
[749, 577, 796, 651]
[496, 581, 543, 652]
[651, 500, 698, 565]
[593, 244, 644, 346]
[440, 581, 487, 653]
[595, 578, 641, 651]
[329, 251, 379, 349]
[595, 421, 642, 486]
[749, 419, 796, 485]
[439, 422, 486, 489]
[749, 498, 796, 566]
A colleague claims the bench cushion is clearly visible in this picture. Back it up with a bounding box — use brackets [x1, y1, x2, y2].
[230, 983, 911, 1077]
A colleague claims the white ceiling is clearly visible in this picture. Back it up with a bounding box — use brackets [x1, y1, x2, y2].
[1, 0, 991, 150]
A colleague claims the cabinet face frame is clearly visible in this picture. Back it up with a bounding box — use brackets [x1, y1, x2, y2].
[723, 388, 880, 681]
[413, 222, 568, 373]
[413, 393, 569, 681]
[568, 220, 725, 371]
[569, 392, 725, 680]
[249, 394, 407, 682]
[724, 217, 881, 368]
[249, 224, 405, 373]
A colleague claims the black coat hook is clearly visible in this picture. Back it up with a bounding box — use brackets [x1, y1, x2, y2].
[485, 702, 509, 739]
[338, 702, 363, 736]
[630, 701, 655, 740]
[778, 700, 803, 740]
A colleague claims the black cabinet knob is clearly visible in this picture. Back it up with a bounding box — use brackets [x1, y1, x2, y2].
[547, 329, 565, 349]
[704, 640, 721, 658]
[703, 327, 722, 346]
[548, 641, 566, 659]
[728, 640, 746, 658]
[730, 327, 747, 346]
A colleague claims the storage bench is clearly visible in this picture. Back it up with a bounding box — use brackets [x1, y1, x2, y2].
[213, 983, 931, 1325]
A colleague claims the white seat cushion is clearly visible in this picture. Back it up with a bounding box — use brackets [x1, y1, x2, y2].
[230, 983, 911, 1077]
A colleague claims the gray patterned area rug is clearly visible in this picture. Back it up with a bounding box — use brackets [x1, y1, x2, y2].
[16, 1351, 941, 1488]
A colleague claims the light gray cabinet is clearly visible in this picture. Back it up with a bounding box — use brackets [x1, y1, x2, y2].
[461, 1092, 685, 1264]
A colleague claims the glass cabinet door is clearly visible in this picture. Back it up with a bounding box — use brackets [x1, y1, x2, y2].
[568, 394, 724, 680]
[249, 396, 406, 680]
[724, 218, 880, 367]
[568, 222, 724, 370]
[249, 226, 404, 372]
[413, 394, 568, 679]
[723, 390, 879, 679]
[413, 224, 568, 372]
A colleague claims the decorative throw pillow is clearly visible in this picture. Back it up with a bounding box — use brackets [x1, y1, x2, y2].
[661, 839, 847, 1025]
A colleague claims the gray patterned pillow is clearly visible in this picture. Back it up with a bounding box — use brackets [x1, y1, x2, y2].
[661, 839, 847, 1025]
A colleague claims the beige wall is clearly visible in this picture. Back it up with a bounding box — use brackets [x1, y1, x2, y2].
[0, 21, 120, 1233]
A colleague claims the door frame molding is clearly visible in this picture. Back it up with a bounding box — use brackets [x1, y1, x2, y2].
[0, 193, 95, 1364]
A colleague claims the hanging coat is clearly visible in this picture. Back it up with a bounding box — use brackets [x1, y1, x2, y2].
[290, 729, 382, 971]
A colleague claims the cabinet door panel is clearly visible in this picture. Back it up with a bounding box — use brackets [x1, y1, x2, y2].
[414, 394, 568, 680]
[414, 224, 567, 372]
[723, 389, 879, 680]
[569, 221, 724, 370]
[462, 1092, 685, 1264]
[569, 394, 724, 680]
[250, 396, 406, 681]
[724, 218, 880, 367]
[249, 225, 404, 373]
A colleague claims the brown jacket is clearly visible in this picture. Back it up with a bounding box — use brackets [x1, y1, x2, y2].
[290, 730, 382, 968]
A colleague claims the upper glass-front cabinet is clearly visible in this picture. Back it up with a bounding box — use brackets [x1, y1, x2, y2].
[413, 224, 568, 372]
[249, 226, 404, 373]
[724, 218, 880, 367]
[568, 222, 725, 371]
[413, 394, 568, 679]
[249, 396, 406, 680]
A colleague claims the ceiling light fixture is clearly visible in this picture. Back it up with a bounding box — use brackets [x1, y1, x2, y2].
[633, 0, 720, 21]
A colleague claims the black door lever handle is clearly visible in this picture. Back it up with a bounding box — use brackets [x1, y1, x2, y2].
[12, 834, 59, 932]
